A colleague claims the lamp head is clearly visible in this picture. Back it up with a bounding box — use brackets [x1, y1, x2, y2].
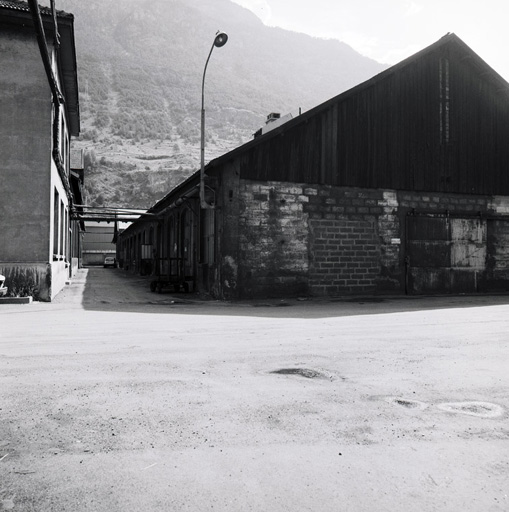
[214, 32, 228, 48]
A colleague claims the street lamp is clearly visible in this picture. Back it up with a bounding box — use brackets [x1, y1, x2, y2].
[200, 31, 228, 209]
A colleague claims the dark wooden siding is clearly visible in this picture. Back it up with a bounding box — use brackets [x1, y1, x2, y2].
[239, 42, 509, 195]
[450, 46, 509, 194]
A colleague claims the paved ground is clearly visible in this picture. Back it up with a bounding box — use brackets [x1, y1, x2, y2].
[1, 268, 508, 511]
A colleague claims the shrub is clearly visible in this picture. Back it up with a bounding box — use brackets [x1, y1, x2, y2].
[3, 267, 40, 300]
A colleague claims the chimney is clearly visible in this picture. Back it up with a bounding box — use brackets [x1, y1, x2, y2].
[253, 112, 293, 138]
[266, 112, 281, 124]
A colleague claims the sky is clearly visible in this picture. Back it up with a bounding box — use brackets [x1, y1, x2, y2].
[231, 0, 509, 82]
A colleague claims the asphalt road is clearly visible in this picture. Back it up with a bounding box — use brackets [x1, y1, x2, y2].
[1, 268, 508, 511]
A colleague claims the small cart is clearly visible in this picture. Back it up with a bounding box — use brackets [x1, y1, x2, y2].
[149, 257, 190, 294]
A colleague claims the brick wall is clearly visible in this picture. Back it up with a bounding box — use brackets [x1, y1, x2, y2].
[236, 181, 402, 297]
[232, 180, 509, 298]
[303, 186, 385, 295]
[307, 217, 381, 294]
[397, 191, 489, 212]
[237, 181, 309, 297]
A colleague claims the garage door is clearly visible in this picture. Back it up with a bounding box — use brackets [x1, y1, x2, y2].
[405, 213, 487, 294]
[485, 218, 509, 291]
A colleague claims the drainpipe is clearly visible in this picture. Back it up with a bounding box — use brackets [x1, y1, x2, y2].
[50, 0, 60, 50]
[27, 0, 71, 199]
[28, 0, 63, 106]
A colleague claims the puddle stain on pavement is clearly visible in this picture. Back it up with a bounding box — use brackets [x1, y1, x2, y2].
[269, 367, 338, 381]
[383, 396, 429, 410]
[437, 401, 505, 418]
[377, 396, 504, 418]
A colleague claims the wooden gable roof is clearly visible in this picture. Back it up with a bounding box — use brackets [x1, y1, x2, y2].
[207, 34, 509, 195]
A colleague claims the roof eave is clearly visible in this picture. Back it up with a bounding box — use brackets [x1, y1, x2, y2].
[0, 2, 80, 135]
[57, 17, 80, 136]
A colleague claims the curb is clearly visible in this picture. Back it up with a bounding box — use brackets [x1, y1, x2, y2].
[0, 296, 33, 305]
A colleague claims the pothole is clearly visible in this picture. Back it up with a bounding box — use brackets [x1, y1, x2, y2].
[270, 368, 330, 380]
[437, 401, 504, 418]
[384, 397, 428, 410]
[394, 399, 421, 408]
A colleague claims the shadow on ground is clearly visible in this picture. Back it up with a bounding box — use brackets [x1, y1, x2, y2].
[56, 267, 509, 319]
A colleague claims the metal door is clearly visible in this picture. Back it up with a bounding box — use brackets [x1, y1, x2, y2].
[406, 213, 487, 294]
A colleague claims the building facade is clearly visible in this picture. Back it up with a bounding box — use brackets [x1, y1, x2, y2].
[0, 0, 81, 300]
[118, 34, 509, 299]
[82, 222, 117, 267]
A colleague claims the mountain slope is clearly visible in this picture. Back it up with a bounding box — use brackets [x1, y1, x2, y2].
[53, 0, 387, 208]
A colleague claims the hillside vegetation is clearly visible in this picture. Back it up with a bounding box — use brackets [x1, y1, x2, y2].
[54, 0, 387, 208]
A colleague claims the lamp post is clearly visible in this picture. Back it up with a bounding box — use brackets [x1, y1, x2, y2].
[200, 31, 228, 209]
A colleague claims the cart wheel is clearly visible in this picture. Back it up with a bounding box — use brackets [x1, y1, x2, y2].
[150, 281, 157, 292]
[156, 283, 163, 294]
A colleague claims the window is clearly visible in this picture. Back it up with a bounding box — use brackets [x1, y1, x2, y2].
[59, 113, 64, 158]
[60, 200, 65, 257]
[65, 207, 69, 261]
[439, 58, 450, 144]
[53, 105, 69, 172]
[52, 192, 68, 260]
[53, 189, 59, 256]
